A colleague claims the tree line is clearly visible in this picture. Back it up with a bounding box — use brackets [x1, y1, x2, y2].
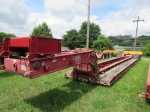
[0, 22, 114, 51]
[31, 21, 113, 51]
[0, 32, 16, 45]
[109, 35, 150, 46]
[62, 21, 113, 51]
[0, 21, 150, 56]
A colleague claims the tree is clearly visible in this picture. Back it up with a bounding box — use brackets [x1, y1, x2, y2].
[31, 22, 53, 38]
[141, 43, 150, 56]
[0, 32, 16, 45]
[79, 21, 101, 48]
[109, 35, 150, 47]
[92, 35, 113, 51]
[62, 29, 83, 50]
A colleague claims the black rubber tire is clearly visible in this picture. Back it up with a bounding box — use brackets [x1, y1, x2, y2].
[0, 56, 4, 64]
[146, 98, 150, 105]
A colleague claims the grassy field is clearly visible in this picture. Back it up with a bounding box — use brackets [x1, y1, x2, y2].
[0, 57, 150, 112]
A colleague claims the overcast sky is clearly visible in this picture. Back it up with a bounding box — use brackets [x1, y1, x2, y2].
[0, 0, 150, 38]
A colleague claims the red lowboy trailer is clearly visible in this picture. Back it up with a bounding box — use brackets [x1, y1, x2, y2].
[0, 36, 140, 86]
[0, 46, 3, 63]
[0, 36, 94, 78]
[145, 66, 150, 103]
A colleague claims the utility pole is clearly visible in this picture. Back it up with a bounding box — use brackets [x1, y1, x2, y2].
[133, 17, 144, 51]
[86, 0, 90, 49]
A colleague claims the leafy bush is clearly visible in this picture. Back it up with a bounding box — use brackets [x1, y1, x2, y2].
[92, 35, 113, 51]
[31, 22, 53, 38]
[141, 43, 150, 56]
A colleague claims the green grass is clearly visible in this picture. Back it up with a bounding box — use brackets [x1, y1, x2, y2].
[0, 57, 150, 112]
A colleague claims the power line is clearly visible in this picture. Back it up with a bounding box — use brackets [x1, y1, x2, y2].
[74, 0, 126, 33]
[132, 16, 144, 51]
[74, 0, 88, 7]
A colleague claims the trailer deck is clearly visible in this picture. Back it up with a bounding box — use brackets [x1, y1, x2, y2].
[65, 56, 138, 86]
[97, 58, 138, 86]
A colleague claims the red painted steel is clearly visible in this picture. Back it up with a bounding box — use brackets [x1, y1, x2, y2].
[0, 46, 3, 64]
[96, 52, 110, 59]
[96, 51, 118, 59]
[103, 59, 138, 86]
[65, 55, 134, 84]
[0, 36, 61, 58]
[145, 66, 150, 99]
[28, 36, 61, 54]
[3, 50, 93, 78]
[0, 36, 94, 78]
[98, 56, 132, 73]
[96, 52, 103, 59]
[0, 36, 139, 86]
[9, 37, 29, 47]
[0, 46, 2, 53]
[0, 38, 10, 57]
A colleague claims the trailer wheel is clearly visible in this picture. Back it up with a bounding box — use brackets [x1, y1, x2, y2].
[106, 53, 108, 58]
[0, 56, 4, 64]
[109, 54, 112, 58]
[146, 98, 150, 104]
[102, 54, 104, 59]
[103, 54, 106, 58]
[108, 53, 110, 58]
